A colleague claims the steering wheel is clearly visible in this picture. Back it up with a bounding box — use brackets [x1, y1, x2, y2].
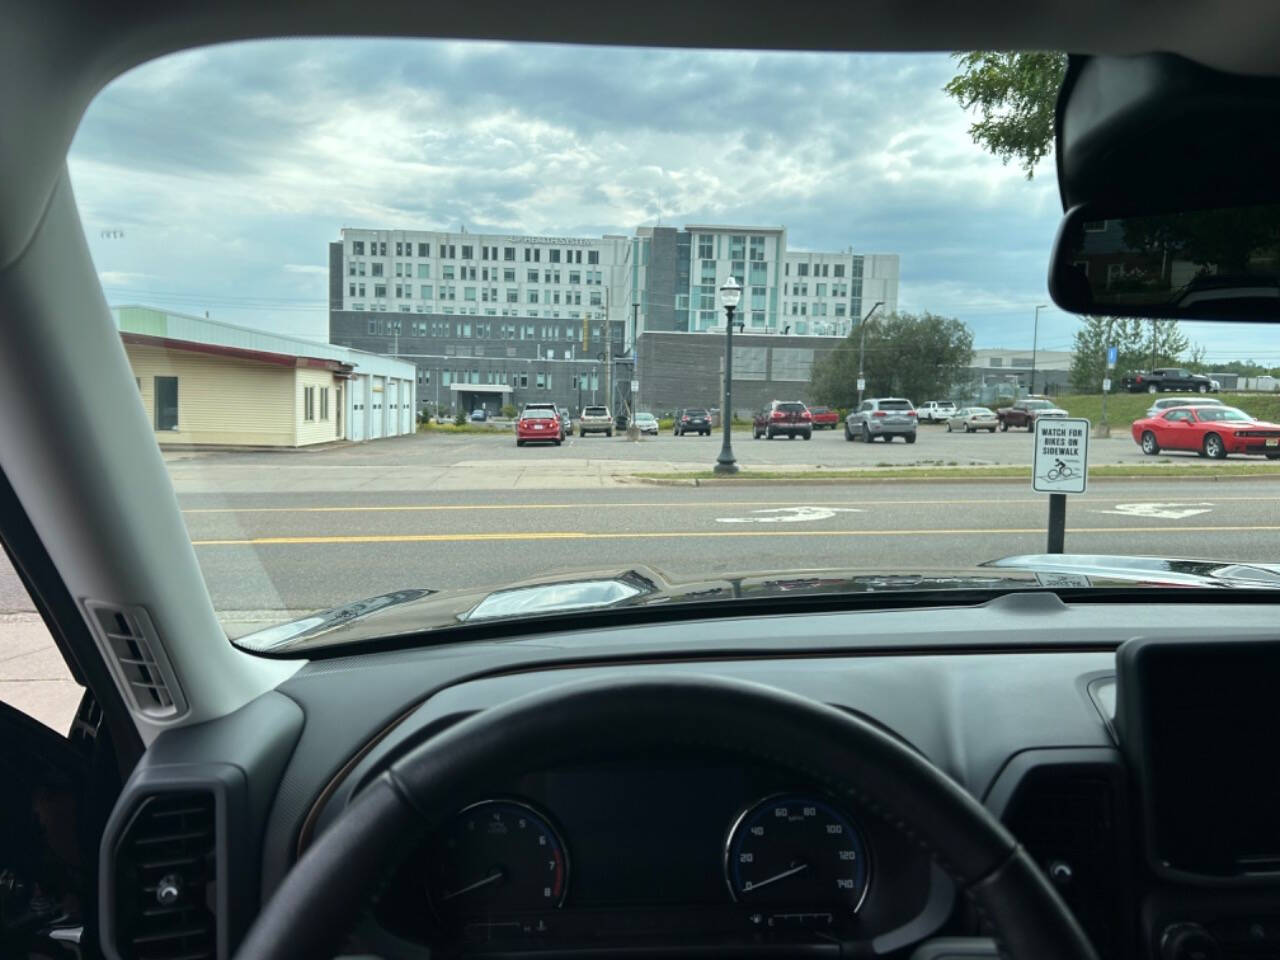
[236, 675, 1099, 959]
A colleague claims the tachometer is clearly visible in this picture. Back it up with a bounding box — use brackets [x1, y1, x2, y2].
[427, 799, 568, 923]
[725, 794, 870, 912]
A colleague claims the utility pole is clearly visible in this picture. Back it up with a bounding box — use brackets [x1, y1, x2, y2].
[604, 284, 612, 416]
[1031, 304, 1046, 395]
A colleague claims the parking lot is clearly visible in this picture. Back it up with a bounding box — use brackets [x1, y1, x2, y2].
[422, 420, 1267, 469]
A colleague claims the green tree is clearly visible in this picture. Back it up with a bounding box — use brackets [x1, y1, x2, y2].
[944, 52, 1067, 178]
[810, 312, 974, 408]
[1069, 316, 1194, 392]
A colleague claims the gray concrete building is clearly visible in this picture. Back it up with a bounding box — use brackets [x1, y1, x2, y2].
[635, 331, 842, 417]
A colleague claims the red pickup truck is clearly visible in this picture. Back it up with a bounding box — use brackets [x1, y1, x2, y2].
[808, 405, 840, 430]
[996, 398, 1069, 431]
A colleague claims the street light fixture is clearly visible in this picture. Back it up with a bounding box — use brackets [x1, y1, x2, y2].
[1031, 304, 1048, 394]
[856, 300, 886, 406]
[713, 276, 742, 475]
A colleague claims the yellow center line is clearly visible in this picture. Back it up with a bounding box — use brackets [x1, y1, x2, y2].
[180, 495, 1280, 515]
[191, 524, 1280, 547]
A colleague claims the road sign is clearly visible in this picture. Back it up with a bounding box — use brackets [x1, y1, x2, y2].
[630, 380, 639, 392]
[1033, 417, 1089, 494]
[856, 378, 866, 392]
[1102, 377, 1112, 393]
[1106, 346, 1118, 368]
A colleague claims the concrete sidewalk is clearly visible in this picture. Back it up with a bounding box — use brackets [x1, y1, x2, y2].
[0, 613, 82, 734]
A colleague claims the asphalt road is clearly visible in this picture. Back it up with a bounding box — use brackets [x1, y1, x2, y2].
[174, 477, 1280, 628]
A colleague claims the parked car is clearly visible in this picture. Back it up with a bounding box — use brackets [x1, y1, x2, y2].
[674, 408, 711, 436]
[1145, 396, 1225, 419]
[1131, 405, 1280, 459]
[469, 408, 489, 422]
[753, 400, 813, 440]
[515, 403, 563, 447]
[556, 406, 574, 436]
[845, 398, 917, 442]
[996, 398, 1068, 431]
[632, 412, 659, 435]
[946, 407, 999, 433]
[808, 405, 840, 429]
[1122, 367, 1215, 394]
[578, 405, 614, 437]
[918, 400, 958, 423]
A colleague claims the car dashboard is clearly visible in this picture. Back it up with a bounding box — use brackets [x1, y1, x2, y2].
[96, 595, 1280, 960]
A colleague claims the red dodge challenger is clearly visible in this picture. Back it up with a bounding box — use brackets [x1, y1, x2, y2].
[1131, 405, 1280, 459]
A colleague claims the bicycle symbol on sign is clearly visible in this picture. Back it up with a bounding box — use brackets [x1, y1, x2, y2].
[1043, 458, 1075, 482]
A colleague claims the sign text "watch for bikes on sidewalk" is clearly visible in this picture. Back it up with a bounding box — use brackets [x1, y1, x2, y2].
[1033, 418, 1090, 494]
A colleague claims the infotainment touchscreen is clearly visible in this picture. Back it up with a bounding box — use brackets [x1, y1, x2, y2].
[1117, 638, 1280, 877]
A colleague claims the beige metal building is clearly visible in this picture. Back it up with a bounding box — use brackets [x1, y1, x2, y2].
[114, 305, 416, 447]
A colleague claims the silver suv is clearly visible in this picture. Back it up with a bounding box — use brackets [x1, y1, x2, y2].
[845, 397, 918, 443]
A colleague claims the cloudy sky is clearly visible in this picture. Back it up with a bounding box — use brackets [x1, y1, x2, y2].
[67, 38, 1265, 362]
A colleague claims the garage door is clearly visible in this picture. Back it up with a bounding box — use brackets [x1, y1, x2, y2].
[369, 377, 384, 439]
[385, 379, 399, 437]
[349, 378, 365, 442]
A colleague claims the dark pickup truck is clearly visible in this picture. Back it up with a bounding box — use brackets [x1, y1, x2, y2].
[1123, 368, 1215, 394]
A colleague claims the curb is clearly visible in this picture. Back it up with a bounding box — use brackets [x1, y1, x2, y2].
[625, 471, 1279, 487]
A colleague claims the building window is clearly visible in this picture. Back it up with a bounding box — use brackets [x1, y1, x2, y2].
[461, 244, 473, 259]
[797, 263, 809, 277]
[374, 284, 387, 298]
[153, 376, 178, 431]
[320, 387, 330, 420]
[418, 242, 429, 257]
[749, 236, 765, 261]
[751, 310, 765, 326]
[536, 372, 545, 389]
[351, 240, 365, 255]
[588, 250, 599, 264]
[357, 262, 366, 276]
[371, 263, 384, 277]
[697, 236, 714, 259]
[348, 282, 356, 296]
[816, 283, 826, 297]
[528, 269, 539, 283]
[420, 284, 432, 299]
[442, 265, 455, 280]
[529, 291, 539, 304]
[835, 303, 847, 317]
[504, 268, 516, 282]
[464, 287, 477, 301]
[395, 241, 404, 256]
[507, 289, 518, 303]
[416, 263, 430, 279]
[378, 241, 387, 256]
[550, 249, 561, 263]
[519, 373, 528, 388]
[303, 385, 316, 422]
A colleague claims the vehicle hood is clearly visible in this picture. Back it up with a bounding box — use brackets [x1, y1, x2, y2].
[233, 554, 1280, 654]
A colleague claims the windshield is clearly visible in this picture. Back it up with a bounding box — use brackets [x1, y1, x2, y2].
[70, 40, 1280, 649]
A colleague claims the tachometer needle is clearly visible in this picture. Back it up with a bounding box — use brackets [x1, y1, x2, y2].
[742, 862, 808, 893]
[440, 869, 505, 901]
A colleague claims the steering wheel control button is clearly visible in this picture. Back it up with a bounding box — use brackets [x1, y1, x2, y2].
[725, 794, 870, 913]
[1047, 860, 1074, 885]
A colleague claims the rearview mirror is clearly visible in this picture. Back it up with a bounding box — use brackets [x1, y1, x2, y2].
[1049, 202, 1280, 321]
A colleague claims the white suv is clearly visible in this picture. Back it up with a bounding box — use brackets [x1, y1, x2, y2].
[918, 400, 957, 423]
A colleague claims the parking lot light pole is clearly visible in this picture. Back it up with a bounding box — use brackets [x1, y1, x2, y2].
[856, 300, 885, 406]
[714, 277, 742, 475]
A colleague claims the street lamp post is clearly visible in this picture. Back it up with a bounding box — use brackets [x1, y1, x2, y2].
[1031, 304, 1047, 395]
[714, 277, 742, 475]
[856, 300, 886, 406]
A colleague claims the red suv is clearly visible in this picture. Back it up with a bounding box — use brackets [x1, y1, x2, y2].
[753, 400, 813, 440]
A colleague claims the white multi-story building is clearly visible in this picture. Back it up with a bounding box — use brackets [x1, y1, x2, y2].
[780, 251, 899, 337]
[337, 227, 634, 340]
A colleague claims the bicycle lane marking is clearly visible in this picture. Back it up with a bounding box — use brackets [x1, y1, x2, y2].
[1094, 502, 1215, 520]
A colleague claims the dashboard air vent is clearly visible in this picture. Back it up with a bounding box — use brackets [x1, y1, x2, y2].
[1001, 765, 1130, 959]
[115, 791, 217, 960]
[85, 601, 186, 720]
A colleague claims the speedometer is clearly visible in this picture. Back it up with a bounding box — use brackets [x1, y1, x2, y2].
[725, 794, 870, 912]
